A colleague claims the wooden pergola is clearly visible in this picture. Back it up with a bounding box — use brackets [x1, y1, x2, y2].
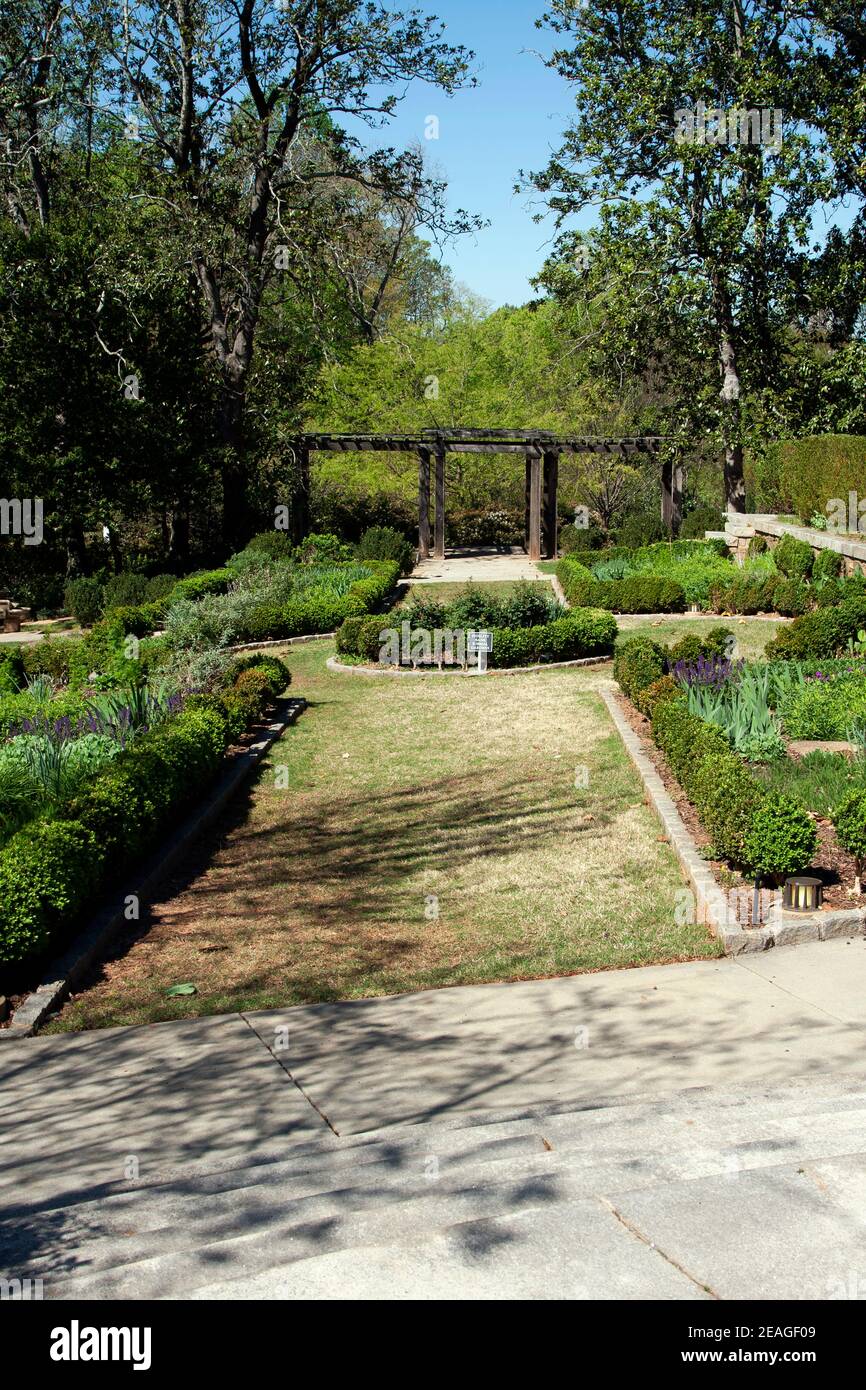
[296, 430, 667, 561]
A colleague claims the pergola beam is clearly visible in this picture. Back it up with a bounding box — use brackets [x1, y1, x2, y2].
[299, 433, 666, 456]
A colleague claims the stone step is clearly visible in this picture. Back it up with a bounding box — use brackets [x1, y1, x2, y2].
[18, 1074, 866, 1299]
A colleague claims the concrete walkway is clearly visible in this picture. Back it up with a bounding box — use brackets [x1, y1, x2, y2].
[3, 940, 866, 1298]
[409, 546, 548, 583]
[3, 939, 865, 1194]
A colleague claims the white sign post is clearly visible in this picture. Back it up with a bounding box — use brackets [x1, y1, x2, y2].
[467, 629, 493, 673]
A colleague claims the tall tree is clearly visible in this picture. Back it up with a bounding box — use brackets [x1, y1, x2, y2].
[529, 0, 828, 510]
[98, 0, 476, 545]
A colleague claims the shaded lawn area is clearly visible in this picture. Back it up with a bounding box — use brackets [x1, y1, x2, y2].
[50, 642, 721, 1032]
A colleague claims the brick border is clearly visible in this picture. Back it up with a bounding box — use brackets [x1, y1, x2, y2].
[599, 687, 866, 954]
[0, 699, 307, 1040]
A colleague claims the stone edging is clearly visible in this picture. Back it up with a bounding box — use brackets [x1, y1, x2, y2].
[725, 514, 866, 565]
[326, 654, 613, 679]
[599, 687, 866, 955]
[0, 699, 307, 1040]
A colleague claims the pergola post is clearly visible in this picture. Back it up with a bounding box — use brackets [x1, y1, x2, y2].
[525, 451, 542, 562]
[661, 452, 685, 535]
[418, 447, 431, 558]
[542, 450, 559, 559]
[433, 445, 446, 559]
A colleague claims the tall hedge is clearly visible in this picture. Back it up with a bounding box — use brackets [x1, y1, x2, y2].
[753, 435, 866, 520]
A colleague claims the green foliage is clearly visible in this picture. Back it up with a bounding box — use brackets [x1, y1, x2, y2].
[833, 790, 866, 869]
[766, 597, 866, 660]
[293, 533, 355, 565]
[758, 750, 866, 821]
[407, 581, 561, 633]
[488, 609, 616, 668]
[558, 559, 686, 613]
[0, 819, 104, 967]
[223, 653, 291, 695]
[690, 751, 766, 866]
[764, 436, 866, 524]
[811, 549, 843, 586]
[779, 668, 866, 740]
[613, 636, 667, 701]
[615, 509, 666, 548]
[356, 526, 414, 574]
[679, 504, 725, 539]
[743, 795, 818, 877]
[635, 674, 679, 718]
[774, 534, 813, 580]
[667, 628, 733, 666]
[747, 535, 769, 558]
[63, 577, 104, 626]
[169, 570, 234, 602]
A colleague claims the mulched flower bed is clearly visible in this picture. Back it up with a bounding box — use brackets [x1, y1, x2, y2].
[614, 691, 863, 921]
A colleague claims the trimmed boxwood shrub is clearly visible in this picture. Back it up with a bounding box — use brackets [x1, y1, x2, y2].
[635, 674, 679, 719]
[666, 628, 734, 667]
[613, 636, 667, 702]
[170, 569, 235, 602]
[63, 577, 104, 626]
[336, 608, 616, 668]
[223, 653, 290, 694]
[774, 533, 814, 580]
[770, 578, 810, 617]
[558, 562, 686, 613]
[0, 670, 279, 970]
[743, 794, 818, 878]
[488, 609, 616, 667]
[690, 750, 767, 865]
[812, 549, 844, 586]
[833, 790, 866, 889]
[0, 819, 105, 967]
[679, 504, 726, 539]
[766, 596, 866, 659]
[709, 572, 778, 615]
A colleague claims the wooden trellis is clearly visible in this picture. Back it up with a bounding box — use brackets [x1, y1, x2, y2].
[296, 430, 667, 561]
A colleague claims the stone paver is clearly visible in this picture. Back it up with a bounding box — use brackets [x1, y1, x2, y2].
[409, 547, 547, 583]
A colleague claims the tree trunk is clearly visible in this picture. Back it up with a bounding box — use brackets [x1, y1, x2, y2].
[218, 381, 253, 551]
[714, 281, 747, 513]
[64, 520, 87, 578]
[661, 454, 685, 535]
[167, 508, 190, 571]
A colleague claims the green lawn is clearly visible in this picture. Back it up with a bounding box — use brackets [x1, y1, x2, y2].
[400, 579, 555, 605]
[50, 640, 720, 1031]
[616, 614, 786, 660]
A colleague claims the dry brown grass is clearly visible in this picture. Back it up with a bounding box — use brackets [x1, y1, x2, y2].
[51, 642, 720, 1031]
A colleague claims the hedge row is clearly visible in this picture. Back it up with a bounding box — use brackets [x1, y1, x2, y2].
[0, 653, 291, 970]
[558, 537, 728, 570]
[752, 434, 866, 520]
[615, 636, 817, 878]
[557, 559, 687, 613]
[336, 607, 618, 668]
[765, 595, 866, 659]
[98, 559, 401, 645]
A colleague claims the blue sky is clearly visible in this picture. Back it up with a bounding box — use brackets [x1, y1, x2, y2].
[348, 2, 580, 308]
[345, 3, 859, 311]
